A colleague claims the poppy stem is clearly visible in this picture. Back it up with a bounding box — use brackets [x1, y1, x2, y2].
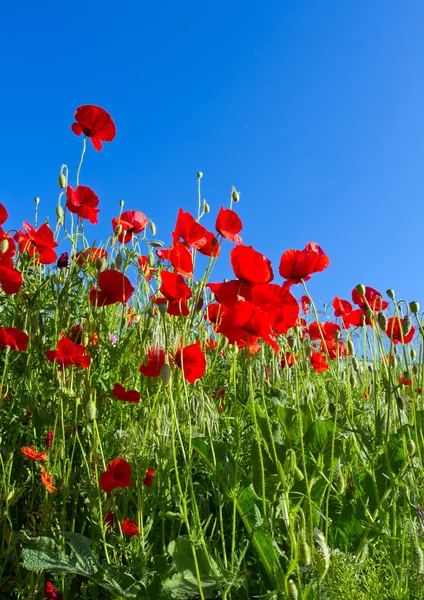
[76, 136, 87, 188]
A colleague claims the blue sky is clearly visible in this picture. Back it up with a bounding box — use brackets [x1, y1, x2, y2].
[1, 1, 424, 309]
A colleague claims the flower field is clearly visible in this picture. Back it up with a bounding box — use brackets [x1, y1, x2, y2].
[1, 106, 424, 599]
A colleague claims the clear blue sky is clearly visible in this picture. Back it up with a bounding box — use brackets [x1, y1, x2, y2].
[1, 1, 424, 308]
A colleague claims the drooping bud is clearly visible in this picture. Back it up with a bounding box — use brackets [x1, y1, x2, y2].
[402, 314, 412, 336]
[149, 220, 156, 236]
[414, 545, 424, 574]
[115, 252, 123, 270]
[195, 298, 204, 312]
[151, 240, 164, 248]
[410, 301, 420, 315]
[231, 186, 240, 203]
[355, 284, 366, 297]
[114, 224, 123, 237]
[349, 373, 357, 387]
[412, 363, 418, 375]
[160, 364, 172, 387]
[386, 289, 396, 301]
[377, 311, 387, 332]
[58, 173, 66, 189]
[148, 251, 155, 267]
[203, 201, 210, 213]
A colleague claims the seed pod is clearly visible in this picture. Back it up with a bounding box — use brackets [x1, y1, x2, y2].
[231, 186, 240, 203]
[151, 240, 164, 248]
[56, 205, 64, 220]
[160, 364, 172, 387]
[411, 348, 417, 361]
[410, 301, 420, 315]
[288, 580, 298, 599]
[0, 239, 9, 254]
[386, 289, 396, 300]
[402, 314, 412, 336]
[95, 257, 106, 271]
[203, 201, 210, 213]
[85, 400, 96, 421]
[149, 220, 156, 235]
[197, 171, 203, 179]
[407, 439, 416, 456]
[300, 540, 311, 565]
[114, 224, 123, 237]
[377, 311, 387, 332]
[355, 284, 366, 297]
[115, 252, 123, 270]
[58, 173, 66, 189]
[352, 357, 359, 372]
[346, 339, 354, 355]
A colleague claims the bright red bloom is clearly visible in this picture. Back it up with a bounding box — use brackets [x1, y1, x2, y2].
[45, 581, 63, 600]
[280, 352, 298, 369]
[230, 245, 274, 284]
[45, 338, 91, 368]
[112, 210, 148, 244]
[160, 271, 192, 301]
[157, 242, 194, 278]
[40, 466, 56, 494]
[204, 302, 223, 325]
[250, 283, 299, 335]
[215, 207, 243, 244]
[71, 105, 116, 151]
[207, 280, 252, 308]
[0, 203, 8, 226]
[66, 324, 98, 346]
[75, 247, 107, 266]
[386, 317, 415, 344]
[138, 256, 156, 281]
[398, 375, 413, 386]
[0, 255, 22, 294]
[143, 467, 156, 487]
[22, 446, 48, 461]
[308, 321, 341, 342]
[112, 383, 140, 404]
[172, 209, 220, 257]
[0, 327, 28, 351]
[14, 222, 58, 264]
[174, 342, 207, 383]
[121, 519, 139, 536]
[66, 186, 100, 224]
[90, 270, 134, 307]
[300, 295, 311, 314]
[351, 286, 388, 312]
[100, 457, 132, 494]
[309, 351, 329, 373]
[279, 242, 330, 285]
[139, 347, 166, 377]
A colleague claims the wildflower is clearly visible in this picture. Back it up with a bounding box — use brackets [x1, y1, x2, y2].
[279, 242, 330, 285]
[66, 186, 100, 224]
[45, 581, 63, 600]
[156, 270, 192, 317]
[100, 457, 132, 494]
[215, 207, 243, 244]
[112, 210, 148, 244]
[300, 295, 311, 314]
[21, 446, 48, 461]
[71, 105, 116, 151]
[138, 256, 156, 281]
[172, 208, 219, 257]
[108, 332, 118, 346]
[0, 255, 22, 294]
[14, 222, 58, 264]
[112, 383, 140, 404]
[398, 374, 413, 387]
[386, 317, 415, 344]
[157, 242, 194, 278]
[56, 252, 69, 269]
[143, 468, 155, 487]
[230, 245, 274, 284]
[89, 270, 134, 307]
[280, 352, 298, 369]
[0, 327, 29, 351]
[139, 347, 166, 377]
[174, 341, 207, 383]
[45, 430, 54, 450]
[75, 247, 107, 266]
[40, 466, 57, 493]
[121, 519, 139, 536]
[351, 286, 388, 312]
[45, 338, 91, 368]
[309, 351, 329, 373]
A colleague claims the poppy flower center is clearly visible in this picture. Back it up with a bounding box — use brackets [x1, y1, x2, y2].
[114, 471, 121, 479]
[83, 127, 93, 137]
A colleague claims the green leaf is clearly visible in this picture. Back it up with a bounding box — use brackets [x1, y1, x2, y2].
[62, 532, 98, 575]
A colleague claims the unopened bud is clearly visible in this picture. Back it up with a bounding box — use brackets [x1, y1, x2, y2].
[160, 364, 172, 386]
[115, 252, 123, 270]
[58, 173, 66, 189]
[407, 439, 416, 456]
[34, 197, 40, 206]
[95, 257, 106, 271]
[203, 201, 210, 213]
[151, 240, 164, 248]
[355, 284, 366, 297]
[119, 199, 125, 209]
[165, 511, 183, 520]
[349, 373, 357, 387]
[300, 540, 311, 565]
[197, 171, 203, 179]
[411, 349, 417, 361]
[346, 339, 354, 355]
[231, 186, 240, 203]
[377, 311, 387, 332]
[402, 314, 412, 336]
[410, 301, 420, 315]
[412, 363, 419, 375]
[0, 239, 9, 254]
[195, 298, 204, 312]
[56, 205, 64, 220]
[352, 357, 359, 372]
[114, 224, 123, 237]
[149, 220, 156, 235]
[85, 400, 96, 421]
[157, 302, 167, 316]
[386, 289, 396, 300]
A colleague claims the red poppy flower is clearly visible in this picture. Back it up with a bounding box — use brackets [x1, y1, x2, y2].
[100, 457, 132, 494]
[22, 446, 48, 461]
[0, 229, 16, 260]
[112, 383, 140, 404]
[138, 256, 156, 281]
[351, 286, 388, 312]
[65, 324, 98, 346]
[139, 347, 166, 377]
[174, 342, 207, 383]
[90, 270, 134, 307]
[250, 283, 299, 335]
[143, 467, 156, 487]
[45, 581, 63, 600]
[66, 186, 100, 224]
[0, 203, 8, 226]
[103, 512, 116, 533]
[280, 352, 298, 369]
[172, 209, 220, 257]
[300, 295, 311, 314]
[310, 351, 329, 373]
[279, 242, 330, 285]
[40, 466, 57, 494]
[204, 302, 223, 325]
[207, 280, 252, 308]
[45, 338, 91, 368]
[112, 210, 149, 244]
[386, 317, 415, 344]
[215, 207, 243, 244]
[71, 105, 116, 151]
[14, 222, 58, 264]
[121, 519, 139, 536]
[398, 375, 413, 386]
[307, 321, 341, 342]
[75, 247, 108, 266]
[0, 255, 22, 294]
[157, 242, 194, 278]
[230, 245, 274, 284]
[0, 327, 28, 351]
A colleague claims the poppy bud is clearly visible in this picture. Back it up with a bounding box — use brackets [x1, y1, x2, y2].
[411, 349, 417, 361]
[151, 240, 164, 248]
[386, 289, 396, 300]
[34, 197, 40, 206]
[85, 400, 96, 421]
[132, 314, 141, 324]
[352, 357, 359, 372]
[115, 253, 123, 270]
[412, 363, 418, 375]
[160, 364, 171, 387]
[231, 186, 240, 203]
[355, 284, 366, 297]
[203, 201, 210, 213]
[287, 336, 295, 349]
[157, 302, 167, 316]
[349, 373, 356, 387]
[119, 199, 125, 209]
[334, 329, 341, 341]
[149, 220, 156, 236]
[377, 311, 387, 332]
[0, 239, 9, 254]
[95, 257, 106, 271]
[346, 339, 354, 355]
[402, 314, 412, 336]
[410, 301, 420, 315]
[195, 298, 204, 312]
[58, 173, 66, 189]
[114, 224, 123, 237]
[56, 205, 64, 220]
[365, 309, 373, 319]
[407, 439, 416, 456]
[148, 252, 155, 267]
[288, 580, 298, 600]
[197, 171, 203, 179]
[165, 511, 183, 520]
